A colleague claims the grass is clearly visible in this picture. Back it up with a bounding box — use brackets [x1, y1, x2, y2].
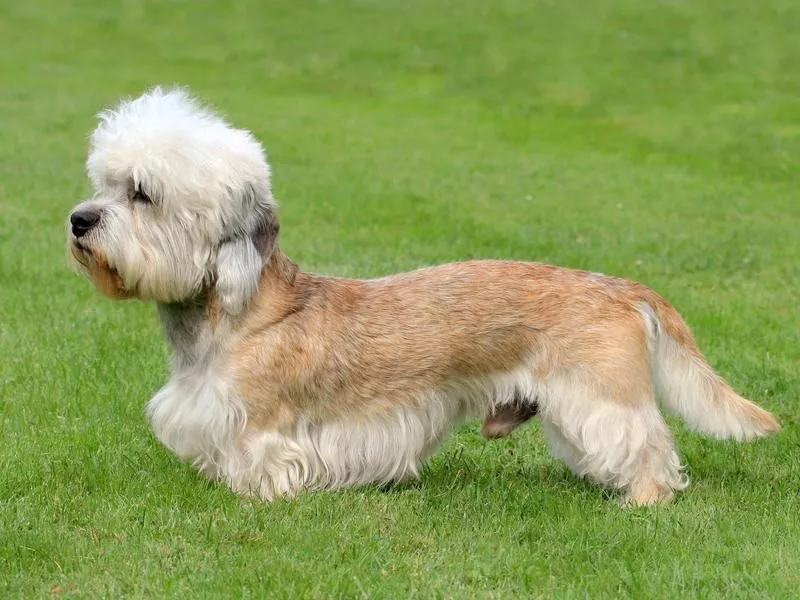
[1, 0, 799, 597]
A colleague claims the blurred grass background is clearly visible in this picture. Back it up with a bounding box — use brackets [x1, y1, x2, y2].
[1, 1, 798, 597]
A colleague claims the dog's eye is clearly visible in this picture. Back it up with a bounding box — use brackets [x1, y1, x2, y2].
[132, 186, 152, 204]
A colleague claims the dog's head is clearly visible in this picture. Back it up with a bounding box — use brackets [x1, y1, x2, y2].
[67, 87, 278, 314]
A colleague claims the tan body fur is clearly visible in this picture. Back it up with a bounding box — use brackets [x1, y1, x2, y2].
[237, 253, 652, 429]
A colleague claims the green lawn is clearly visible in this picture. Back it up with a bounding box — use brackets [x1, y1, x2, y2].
[2, 0, 799, 597]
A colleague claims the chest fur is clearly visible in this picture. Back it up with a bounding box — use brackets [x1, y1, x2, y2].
[150, 302, 247, 474]
[146, 367, 246, 471]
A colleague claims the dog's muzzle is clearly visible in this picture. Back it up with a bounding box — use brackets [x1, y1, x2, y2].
[70, 209, 101, 238]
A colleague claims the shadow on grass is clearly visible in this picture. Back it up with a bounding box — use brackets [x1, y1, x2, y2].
[32, 424, 786, 519]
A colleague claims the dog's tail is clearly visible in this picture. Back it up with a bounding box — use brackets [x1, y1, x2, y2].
[637, 291, 780, 441]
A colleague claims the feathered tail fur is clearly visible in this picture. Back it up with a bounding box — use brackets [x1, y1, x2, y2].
[638, 294, 780, 441]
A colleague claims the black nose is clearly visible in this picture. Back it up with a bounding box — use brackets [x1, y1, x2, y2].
[70, 209, 101, 238]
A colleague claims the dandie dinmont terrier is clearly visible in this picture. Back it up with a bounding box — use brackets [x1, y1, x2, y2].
[67, 88, 779, 505]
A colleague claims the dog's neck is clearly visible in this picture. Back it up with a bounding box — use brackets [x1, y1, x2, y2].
[157, 295, 224, 371]
[156, 247, 301, 371]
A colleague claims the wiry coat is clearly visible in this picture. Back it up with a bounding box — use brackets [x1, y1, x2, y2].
[68, 89, 779, 505]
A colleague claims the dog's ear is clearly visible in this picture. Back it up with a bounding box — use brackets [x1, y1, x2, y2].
[215, 188, 279, 316]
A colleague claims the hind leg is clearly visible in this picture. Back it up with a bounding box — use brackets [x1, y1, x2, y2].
[616, 407, 687, 506]
[541, 378, 688, 505]
[619, 403, 690, 505]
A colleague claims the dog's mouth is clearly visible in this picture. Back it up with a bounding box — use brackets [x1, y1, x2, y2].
[72, 239, 91, 255]
[70, 240, 133, 300]
[69, 239, 97, 270]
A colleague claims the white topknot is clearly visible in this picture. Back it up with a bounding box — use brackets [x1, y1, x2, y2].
[86, 86, 274, 214]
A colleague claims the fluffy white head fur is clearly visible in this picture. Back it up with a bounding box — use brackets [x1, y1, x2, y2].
[71, 87, 276, 309]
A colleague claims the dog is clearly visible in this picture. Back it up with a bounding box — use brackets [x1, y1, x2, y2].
[67, 88, 780, 505]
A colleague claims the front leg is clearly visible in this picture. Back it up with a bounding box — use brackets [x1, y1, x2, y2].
[225, 428, 315, 500]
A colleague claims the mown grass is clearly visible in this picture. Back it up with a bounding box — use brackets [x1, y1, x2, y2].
[1, 0, 799, 597]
